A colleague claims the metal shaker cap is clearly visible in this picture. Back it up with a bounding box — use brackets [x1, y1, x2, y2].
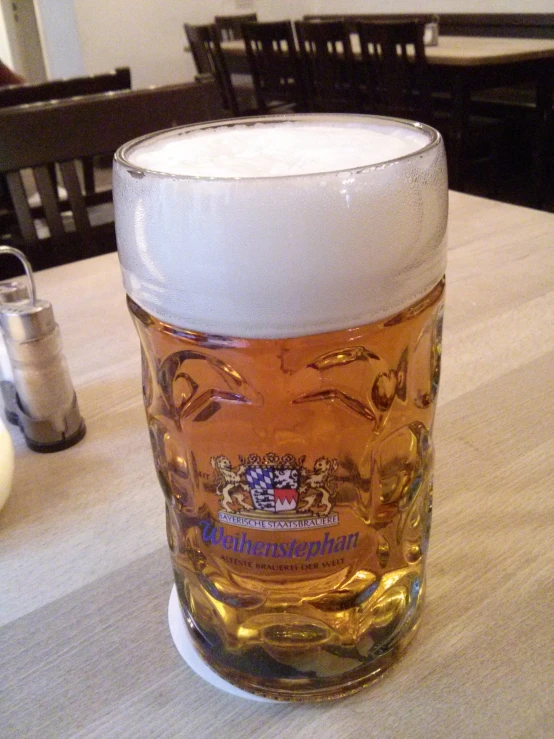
[0, 246, 50, 341]
[0, 280, 29, 303]
[0, 299, 56, 341]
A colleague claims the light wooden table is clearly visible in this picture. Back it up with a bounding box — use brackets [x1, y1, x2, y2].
[1, 191, 553, 737]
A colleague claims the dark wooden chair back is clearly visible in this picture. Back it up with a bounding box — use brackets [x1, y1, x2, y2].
[184, 23, 240, 116]
[0, 68, 132, 198]
[0, 80, 222, 276]
[295, 20, 357, 112]
[356, 20, 432, 122]
[0, 67, 131, 108]
[215, 13, 257, 41]
[241, 21, 307, 113]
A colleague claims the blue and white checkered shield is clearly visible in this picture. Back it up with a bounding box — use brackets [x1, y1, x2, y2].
[246, 466, 275, 511]
[246, 466, 299, 512]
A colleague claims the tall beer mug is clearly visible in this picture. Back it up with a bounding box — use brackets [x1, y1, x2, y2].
[114, 115, 447, 701]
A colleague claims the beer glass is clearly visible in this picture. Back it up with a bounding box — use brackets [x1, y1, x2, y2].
[114, 114, 447, 701]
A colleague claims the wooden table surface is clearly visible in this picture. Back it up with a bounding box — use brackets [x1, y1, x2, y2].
[222, 34, 554, 66]
[1, 191, 553, 738]
[423, 35, 554, 65]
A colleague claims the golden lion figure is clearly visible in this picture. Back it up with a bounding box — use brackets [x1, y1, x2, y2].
[210, 455, 253, 512]
[297, 457, 339, 516]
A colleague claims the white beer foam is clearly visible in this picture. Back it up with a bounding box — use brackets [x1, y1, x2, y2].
[114, 115, 448, 339]
[126, 121, 428, 178]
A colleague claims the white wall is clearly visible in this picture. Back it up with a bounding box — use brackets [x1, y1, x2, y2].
[1, 0, 47, 81]
[35, 0, 84, 79]
[74, 0, 190, 88]
[73, 0, 314, 90]
[0, 3, 14, 66]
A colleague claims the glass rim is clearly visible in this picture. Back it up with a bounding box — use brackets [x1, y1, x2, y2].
[114, 112, 443, 183]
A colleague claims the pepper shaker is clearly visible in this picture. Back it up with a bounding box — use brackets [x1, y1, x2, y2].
[0, 246, 85, 452]
[0, 278, 29, 423]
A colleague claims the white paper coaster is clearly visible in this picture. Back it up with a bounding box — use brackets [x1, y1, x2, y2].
[168, 585, 276, 702]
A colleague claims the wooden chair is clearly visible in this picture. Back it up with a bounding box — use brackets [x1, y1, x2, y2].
[184, 23, 255, 117]
[0, 68, 132, 199]
[0, 67, 131, 107]
[0, 80, 222, 278]
[356, 20, 432, 122]
[356, 20, 504, 196]
[241, 21, 307, 113]
[295, 20, 358, 112]
[215, 13, 257, 41]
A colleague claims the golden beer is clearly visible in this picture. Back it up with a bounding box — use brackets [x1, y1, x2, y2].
[114, 114, 448, 700]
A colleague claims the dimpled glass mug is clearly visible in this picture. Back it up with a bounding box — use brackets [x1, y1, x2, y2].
[113, 114, 447, 701]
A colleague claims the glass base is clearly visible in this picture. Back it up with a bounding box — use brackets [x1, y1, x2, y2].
[168, 585, 276, 703]
[168, 585, 422, 702]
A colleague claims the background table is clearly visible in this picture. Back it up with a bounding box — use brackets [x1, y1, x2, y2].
[222, 33, 554, 66]
[422, 36, 554, 200]
[1, 191, 553, 737]
[223, 34, 554, 202]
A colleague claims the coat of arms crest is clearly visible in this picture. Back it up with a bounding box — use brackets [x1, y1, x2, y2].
[210, 452, 338, 518]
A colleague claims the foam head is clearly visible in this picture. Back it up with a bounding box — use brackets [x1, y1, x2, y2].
[114, 114, 448, 338]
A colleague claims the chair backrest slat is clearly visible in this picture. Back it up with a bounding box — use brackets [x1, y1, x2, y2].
[215, 13, 257, 41]
[59, 160, 91, 237]
[184, 23, 239, 115]
[33, 165, 65, 242]
[242, 21, 305, 113]
[5, 171, 36, 245]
